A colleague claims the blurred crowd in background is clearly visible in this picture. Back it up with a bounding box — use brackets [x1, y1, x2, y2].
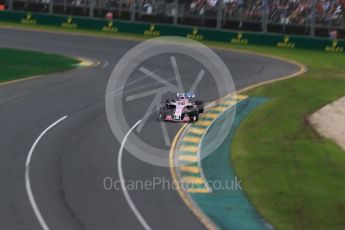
[102, 0, 344, 26]
[7, 0, 344, 37]
[186, 0, 344, 25]
[11, 0, 344, 26]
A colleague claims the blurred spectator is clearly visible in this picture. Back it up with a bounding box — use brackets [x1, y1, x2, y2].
[106, 11, 113, 20]
[329, 28, 338, 38]
[142, 0, 153, 14]
[182, 0, 344, 26]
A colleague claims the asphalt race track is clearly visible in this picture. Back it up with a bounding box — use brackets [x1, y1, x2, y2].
[0, 28, 300, 230]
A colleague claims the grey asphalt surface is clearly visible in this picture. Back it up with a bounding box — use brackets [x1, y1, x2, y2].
[0, 27, 300, 230]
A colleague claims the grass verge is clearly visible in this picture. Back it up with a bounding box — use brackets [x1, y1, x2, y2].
[1, 22, 345, 229]
[0, 47, 78, 83]
[231, 48, 345, 229]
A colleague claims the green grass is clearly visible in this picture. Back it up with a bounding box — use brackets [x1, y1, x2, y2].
[1, 21, 345, 229]
[230, 47, 345, 229]
[0, 47, 78, 83]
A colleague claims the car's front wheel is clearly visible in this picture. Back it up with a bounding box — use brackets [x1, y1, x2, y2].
[190, 113, 199, 123]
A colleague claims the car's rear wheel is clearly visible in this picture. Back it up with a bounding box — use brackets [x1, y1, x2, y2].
[195, 100, 204, 113]
[159, 114, 165, 121]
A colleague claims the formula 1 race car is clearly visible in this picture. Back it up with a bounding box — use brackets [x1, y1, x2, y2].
[159, 92, 204, 122]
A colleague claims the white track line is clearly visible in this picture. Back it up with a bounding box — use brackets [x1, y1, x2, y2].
[25, 115, 68, 230]
[118, 120, 152, 230]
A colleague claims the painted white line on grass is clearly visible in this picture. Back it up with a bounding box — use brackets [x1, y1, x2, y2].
[25, 115, 68, 230]
[118, 120, 152, 230]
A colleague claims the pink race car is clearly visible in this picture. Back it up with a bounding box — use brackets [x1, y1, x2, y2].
[159, 93, 204, 122]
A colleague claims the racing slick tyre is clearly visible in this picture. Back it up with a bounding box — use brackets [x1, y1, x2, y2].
[191, 114, 199, 123]
[159, 107, 167, 121]
[195, 100, 204, 113]
[189, 109, 199, 123]
[159, 113, 165, 121]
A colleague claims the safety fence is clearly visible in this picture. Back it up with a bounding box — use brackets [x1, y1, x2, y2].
[0, 10, 343, 52]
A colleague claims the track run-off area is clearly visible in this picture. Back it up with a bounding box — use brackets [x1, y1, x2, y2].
[0, 27, 301, 230]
